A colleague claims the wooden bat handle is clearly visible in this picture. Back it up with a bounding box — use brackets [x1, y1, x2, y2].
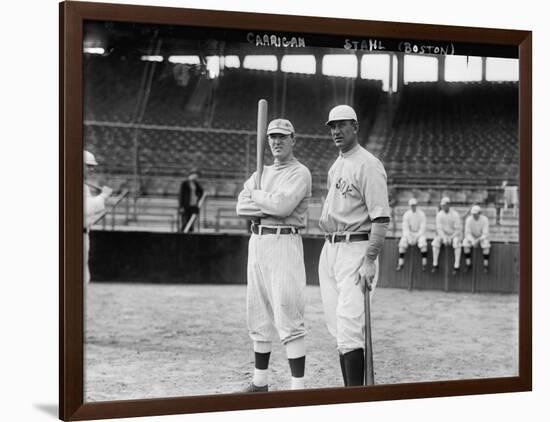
[256, 99, 268, 189]
[365, 288, 375, 385]
[85, 181, 102, 191]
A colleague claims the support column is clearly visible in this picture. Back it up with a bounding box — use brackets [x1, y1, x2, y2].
[388, 53, 394, 93]
[397, 52, 405, 91]
[437, 55, 445, 82]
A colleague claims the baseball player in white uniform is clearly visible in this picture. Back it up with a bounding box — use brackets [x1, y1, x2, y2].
[83, 151, 112, 284]
[318, 105, 390, 386]
[236, 118, 312, 392]
[432, 197, 462, 275]
[396, 197, 428, 271]
[462, 205, 491, 272]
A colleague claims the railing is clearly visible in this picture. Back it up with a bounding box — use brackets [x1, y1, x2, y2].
[110, 189, 130, 229]
[91, 189, 130, 230]
[183, 194, 208, 233]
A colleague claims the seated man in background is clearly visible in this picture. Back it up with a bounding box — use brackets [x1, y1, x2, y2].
[432, 197, 462, 275]
[462, 205, 491, 273]
[397, 197, 428, 271]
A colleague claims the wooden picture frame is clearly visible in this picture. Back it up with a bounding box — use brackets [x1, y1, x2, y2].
[60, 1, 531, 420]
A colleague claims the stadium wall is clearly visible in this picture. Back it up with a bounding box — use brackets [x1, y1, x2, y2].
[90, 232, 518, 293]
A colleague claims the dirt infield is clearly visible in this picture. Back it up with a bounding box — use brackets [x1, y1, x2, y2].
[84, 284, 518, 402]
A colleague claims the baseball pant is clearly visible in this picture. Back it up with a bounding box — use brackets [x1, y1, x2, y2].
[462, 235, 491, 251]
[398, 234, 427, 251]
[318, 239, 378, 354]
[432, 234, 462, 249]
[247, 232, 306, 346]
[432, 234, 462, 267]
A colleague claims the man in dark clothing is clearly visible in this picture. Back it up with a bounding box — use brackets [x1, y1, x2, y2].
[178, 169, 204, 232]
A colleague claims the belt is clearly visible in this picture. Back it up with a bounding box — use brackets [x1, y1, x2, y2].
[83, 228, 89, 234]
[325, 232, 370, 243]
[251, 225, 299, 235]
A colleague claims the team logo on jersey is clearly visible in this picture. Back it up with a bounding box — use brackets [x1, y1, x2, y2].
[335, 177, 355, 198]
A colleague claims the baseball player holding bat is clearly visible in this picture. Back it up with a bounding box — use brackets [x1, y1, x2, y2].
[83, 150, 112, 284]
[236, 116, 312, 392]
[318, 105, 390, 387]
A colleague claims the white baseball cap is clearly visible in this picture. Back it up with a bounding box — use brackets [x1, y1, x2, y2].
[440, 197, 451, 205]
[408, 198, 418, 206]
[84, 150, 98, 166]
[326, 105, 358, 126]
[267, 118, 295, 135]
[471, 205, 481, 214]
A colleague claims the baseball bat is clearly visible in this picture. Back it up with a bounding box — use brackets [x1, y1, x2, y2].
[85, 181, 102, 192]
[256, 99, 268, 189]
[364, 288, 375, 385]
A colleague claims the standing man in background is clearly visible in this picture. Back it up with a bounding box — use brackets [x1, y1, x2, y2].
[318, 105, 390, 387]
[463, 205, 491, 273]
[84, 150, 112, 284]
[236, 118, 312, 392]
[178, 169, 204, 232]
[432, 197, 462, 275]
[396, 197, 428, 271]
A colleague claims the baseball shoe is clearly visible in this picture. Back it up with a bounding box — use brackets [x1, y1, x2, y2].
[422, 265, 427, 272]
[463, 265, 470, 272]
[396, 265, 403, 272]
[431, 265, 438, 273]
[483, 267, 489, 274]
[452, 267, 459, 275]
[242, 383, 268, 393]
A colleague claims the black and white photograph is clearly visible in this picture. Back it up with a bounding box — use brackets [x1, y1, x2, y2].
[81, 17, 520, 403]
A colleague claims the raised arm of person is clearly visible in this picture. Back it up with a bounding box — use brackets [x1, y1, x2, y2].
[250, 167, 311, 218]
[84, 185, 111, 226]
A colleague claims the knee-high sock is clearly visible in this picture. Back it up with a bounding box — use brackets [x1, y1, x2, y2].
[343, 349, 364, 386]
[253, 341, 271, 387]
[286, 337, 305, 389]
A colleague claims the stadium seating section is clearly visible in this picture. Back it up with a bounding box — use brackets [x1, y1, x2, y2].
[85, 56, 519, 241]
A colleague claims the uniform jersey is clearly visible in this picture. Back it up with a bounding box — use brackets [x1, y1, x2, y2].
[236, 157, 312, 228]
[465, 215, 489, 239]
[84, 184, 106, 228]
[435, 209, 461, 238]
[319, 144, 390, 233]
[84, 184, 107, 284]
[402, 209, 426, 237]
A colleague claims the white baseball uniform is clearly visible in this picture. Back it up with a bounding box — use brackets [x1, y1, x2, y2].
[399, 208, 427, 250]
[236, 157, 312, 347]
[318, 144, 390, 354]
[84, 184, 106, 284]
[432, 209, 462, 249]
[463, 215, 491, 250]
